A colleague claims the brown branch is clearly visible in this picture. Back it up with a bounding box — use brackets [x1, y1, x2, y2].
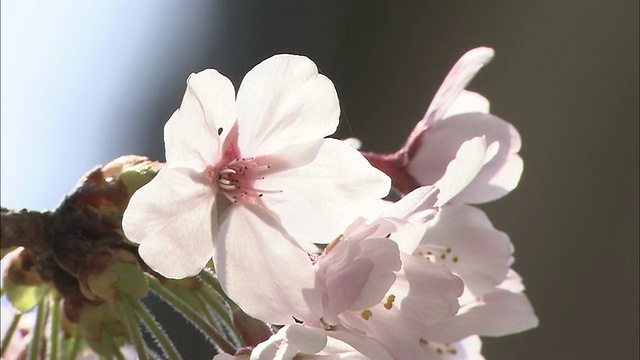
[1, 207, 53, 255]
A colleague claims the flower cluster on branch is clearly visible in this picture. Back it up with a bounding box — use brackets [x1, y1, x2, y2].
[1, 48, 537, 360]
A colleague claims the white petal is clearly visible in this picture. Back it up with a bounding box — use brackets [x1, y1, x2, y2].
[423, 47, 494, 125]
[418, 205, 512, 296]
[164, 69, 236, 170]
[408, 113, 523, 204]
[430, 137, 488, 206]
[422, 335, 485, 360]
[424, 288, 539, 343]
[251, 325, 327, 360]
[260, 139, 390, 245]
[392, 253, 464, 326]
[325, 329, 394, 360]
[318, 238, 401, 324]
[217, 204, 322, 324]
[444, 90, 491, 118]
[380, 185, 439, 224]
[236, 54, 340, 155]
[122, 167, 216, 278]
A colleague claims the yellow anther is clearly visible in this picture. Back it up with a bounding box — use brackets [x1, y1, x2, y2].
[383, 294, 396, 310]
[361, 309, 373, 320]
[440, 253, 446, 260]
[452, 256, 459, 263]
[446, 247, 452, 253]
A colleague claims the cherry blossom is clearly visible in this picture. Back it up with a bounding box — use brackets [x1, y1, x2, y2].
[362, 47, 523, 204]
[392, 204, 538, 352]
[122, 54, 390, 324]
[309, 188, 464, 359]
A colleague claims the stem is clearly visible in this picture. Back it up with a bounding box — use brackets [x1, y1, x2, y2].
[126, 295, 182, 360]
[113, 299, 148, 360]
[0, 208, 53, 255]
[50, 296, 61, 360]
[29, 297, 47, 360]
[198, 271, 229, 300]
[65, 336, 81, 360]
[0, 312, 22, 357]
[145, 274, 236, 354]
[112, 343, 126, 360]
[196, 286, 242, 343]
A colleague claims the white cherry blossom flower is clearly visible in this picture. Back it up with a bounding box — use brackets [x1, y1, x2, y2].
[122, 54, 390, 324]
[363, 47, 523, 204]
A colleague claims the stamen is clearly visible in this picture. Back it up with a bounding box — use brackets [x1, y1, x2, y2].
[206, 156, 281, 203]
[383, 294, 396, 310]
[417, 244, 459, 264]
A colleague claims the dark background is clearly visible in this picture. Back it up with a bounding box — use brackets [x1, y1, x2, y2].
[3, 1, 638, 359]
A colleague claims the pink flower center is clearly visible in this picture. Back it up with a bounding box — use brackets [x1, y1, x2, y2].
[205, 156, 280, 203]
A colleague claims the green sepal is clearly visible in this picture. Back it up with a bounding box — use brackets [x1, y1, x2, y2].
[4, 281, 51, 312]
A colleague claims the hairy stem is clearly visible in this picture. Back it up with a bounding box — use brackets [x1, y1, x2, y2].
[145, 274, 236, 354]
[113, 299, 148, 360]
[127, 295, 182, 360]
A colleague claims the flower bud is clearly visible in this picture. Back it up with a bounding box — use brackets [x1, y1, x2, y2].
[3, 247, 52, 311]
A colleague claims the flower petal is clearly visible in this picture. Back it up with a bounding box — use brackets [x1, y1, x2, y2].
[429, 136, 489, 206]
[408, 113, 522, 204]
[236, 54, 340, 155]
[260, 139, 391, 245]
[251, 325, 327, 360]
[216, 204, 322, 324]
[164, 69, 236, 170]
[424, 288, 539, 343]
[444, 90, 490, 118]
[417, 205, 512, 296]
[122, 167, 216, 278]
[423, 47, 494, 125]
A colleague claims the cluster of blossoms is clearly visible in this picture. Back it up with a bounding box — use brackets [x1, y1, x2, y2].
[121, 48, 537, 359]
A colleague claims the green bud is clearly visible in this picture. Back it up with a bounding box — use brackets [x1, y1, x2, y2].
[3, 248, 51, 312]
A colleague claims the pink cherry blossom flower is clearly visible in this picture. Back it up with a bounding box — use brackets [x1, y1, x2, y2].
[122, 54, 391, 324]
[392, 204, 538, 350]
[310, 188, 464, 360]
[248, 324, 394, 360]
[363, 47, 523, 204]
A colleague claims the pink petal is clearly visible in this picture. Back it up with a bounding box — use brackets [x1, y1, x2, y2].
[380, 185, 439, 224]
[122, 167, 216, 278]
[444, 90, 490, 118]
[235, 54, 340, 155]
[423, 288, 539, 343]
[422, 335, 485, 360]
[216, 204, 322, 324]
[251, 324, 327, 360]
[259, 139, 390, 245]
[418, 205, 512, 296]
[325, 328, 394, 360]
[430, 136, 489, 206]
[392, 253, 464, 326]
[423, 47, 495, 125]
[408, 113, 522, 204]
[164, 69, 236, 171]
[318, 237, 401, 324]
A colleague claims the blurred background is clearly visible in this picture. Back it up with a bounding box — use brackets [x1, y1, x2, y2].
[2, 1, 638, 359]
